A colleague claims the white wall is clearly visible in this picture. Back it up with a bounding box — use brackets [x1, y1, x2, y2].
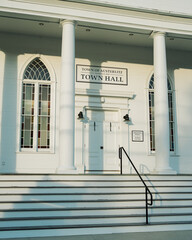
[174, 68, 192, 173]
[0, 33, 61, 173]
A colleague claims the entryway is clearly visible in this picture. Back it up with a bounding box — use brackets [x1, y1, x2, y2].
[84, 109, 120, 173]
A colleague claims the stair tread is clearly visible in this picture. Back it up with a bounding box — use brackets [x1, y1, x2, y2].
[0, 222, 147, 231]
[2, 212, 192, 221]
[0, 173, 192, 238]
[1, 204, 192, 212]
[1, 220, 192, 232]
[1, 191, 192, 195]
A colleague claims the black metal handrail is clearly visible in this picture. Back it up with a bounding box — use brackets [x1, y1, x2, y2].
[119, 147, 153, 224]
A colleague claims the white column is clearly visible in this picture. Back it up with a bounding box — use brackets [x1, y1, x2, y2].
[153, 32, 176, 174]
[57, 20, 76, 173]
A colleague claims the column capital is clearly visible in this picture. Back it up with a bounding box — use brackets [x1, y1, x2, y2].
[150, 31, 167, 38]
[60, 19, 77, 26]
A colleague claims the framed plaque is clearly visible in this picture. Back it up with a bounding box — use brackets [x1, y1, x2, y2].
[76, 64, 128, 86]
[132, 130, 144, 142]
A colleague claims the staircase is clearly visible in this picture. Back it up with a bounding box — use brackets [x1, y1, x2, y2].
[0, 174, 192, 239]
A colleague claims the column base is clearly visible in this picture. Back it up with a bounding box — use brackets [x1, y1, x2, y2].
[56, 166, 77, 174]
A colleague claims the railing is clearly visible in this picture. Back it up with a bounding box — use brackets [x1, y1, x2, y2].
[119, 147, 153, 224]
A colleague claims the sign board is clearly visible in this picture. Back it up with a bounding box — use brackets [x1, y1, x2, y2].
[76, 65, 128, 85]
[132, 130, 144, 142]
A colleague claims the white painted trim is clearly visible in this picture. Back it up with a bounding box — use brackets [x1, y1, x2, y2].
[18, 54, 56, 82]
[167, 74, 178, 157]
[146, 70, 155, 155]
[146, 72, 177, 157]
[61, 0, 192, 19]
[82, 106, 122, 172]
[75, 88, 134, 98]
[84, 106, 121, 120]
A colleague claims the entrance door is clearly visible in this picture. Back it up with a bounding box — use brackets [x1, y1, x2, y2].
[84, 110, 120, 173]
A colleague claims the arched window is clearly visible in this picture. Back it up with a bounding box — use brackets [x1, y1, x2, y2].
[148, 74, 175, 152]
[21, 57, 52, 150]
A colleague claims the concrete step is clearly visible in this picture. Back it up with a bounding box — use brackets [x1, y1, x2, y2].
[0, 192, 192, 202]
[0, 200, 147, 210]
[1, 229, 192, 240]
[1, 180, 192, 188]
[0, 174, 192, 181]
[0, 174, 192, 239]
[0, 215, 148, 228]
[0, 207, 147, 218]
[1, 198, 192, 211]
[0, 187, 146, 194]
[150, 214, 192, 223]
[1, 206, 192, 219]
[0, 186, 192, 194]
[1, 213, 192, 229]
[0, 193, 148, 202]
[1, 223, 192, 240]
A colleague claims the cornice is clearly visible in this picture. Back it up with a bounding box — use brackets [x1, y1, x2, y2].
[60, 0, 192, 20]
[1, 0, 192, 36]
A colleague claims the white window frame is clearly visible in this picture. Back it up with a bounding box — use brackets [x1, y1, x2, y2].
[148, 74, 175, 154]
[17, 56, 55, 153]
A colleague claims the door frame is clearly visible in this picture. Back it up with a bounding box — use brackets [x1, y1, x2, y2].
[82, 107, 121, 173]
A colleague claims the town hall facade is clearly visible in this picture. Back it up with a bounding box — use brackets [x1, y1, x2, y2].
[0, 1, 192, 238]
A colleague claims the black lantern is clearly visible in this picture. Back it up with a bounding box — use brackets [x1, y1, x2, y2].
[123, 114, 130, 121]
[78, 111, 84, 119]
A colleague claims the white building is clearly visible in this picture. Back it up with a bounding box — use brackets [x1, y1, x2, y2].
[0, 0, 192, 239]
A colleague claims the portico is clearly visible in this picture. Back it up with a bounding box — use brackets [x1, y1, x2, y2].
[56, 23, 176, 174]
[0, 1, 192, 174]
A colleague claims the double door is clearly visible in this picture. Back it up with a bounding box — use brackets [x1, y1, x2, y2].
[84, 110, 120, 172]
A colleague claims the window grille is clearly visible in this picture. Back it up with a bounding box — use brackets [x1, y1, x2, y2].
[23, 57, 50, 81]
[21, 58, 51, 150]
[148, 74, 175, 152]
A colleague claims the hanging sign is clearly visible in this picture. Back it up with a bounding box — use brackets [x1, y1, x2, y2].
[76, 65, 128, 85]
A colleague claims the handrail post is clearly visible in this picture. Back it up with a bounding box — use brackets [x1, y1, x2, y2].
[119, 147, 122, 175]
[145, 187, 148, 224]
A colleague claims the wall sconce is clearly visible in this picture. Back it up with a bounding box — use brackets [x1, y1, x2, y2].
[123, 114, 130, 121]
[78, 111, 84, 119]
